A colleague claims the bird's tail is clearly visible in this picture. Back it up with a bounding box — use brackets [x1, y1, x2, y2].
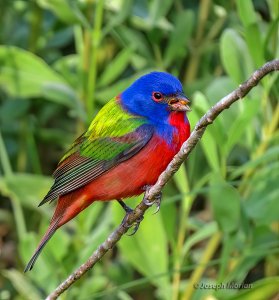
[24, 191, 93, 272]
[24, 217, 61, 272]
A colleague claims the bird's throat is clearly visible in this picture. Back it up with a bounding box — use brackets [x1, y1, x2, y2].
[168, 111, 188, 127]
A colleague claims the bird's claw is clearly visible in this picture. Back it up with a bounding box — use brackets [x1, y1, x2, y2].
[152, 197, 161, 215]
[142, 186, 162, 214]
[118, 199, 144, 235]
[126, 215, 144, 236]
[121, 212, 144, 236]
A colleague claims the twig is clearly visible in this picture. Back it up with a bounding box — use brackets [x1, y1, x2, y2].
[46, 59, 279, 300]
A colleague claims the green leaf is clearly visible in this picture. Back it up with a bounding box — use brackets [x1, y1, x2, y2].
[46, 27, 74, 49]
[37, 0, 89, 27]
[217, 233, 237, 282]
[160, 197, 177, 246]
[98, 48, 133, 87]
[244, 172, 279, 224]
[244, 24, 264, 66]
[209, 175, 241, 234]
[45, 225, 71, 262]
[182, 222, 218, 257]
[223, 97, 260, 156]
[0, 173, 54, 255]
[22, 230, 67, 291]
[115, 26, 152, 58]
[224, 251, 263, 284]
[0, 99, 30, 122]
[250, 161, 279, 185]
[0, 173, 52, 210]
[164, 10, 194, 67]
[220, 29, 253, 83]
[76, 200, 105, 235]
[189, 92, 220, 171]
[79, 205, 112, 262]
[102, 0, 133, 36]
[230, 146, 279, 179]
[251, 225, 279, 251]
[74, 275, 108, 298]
[149, 0, 173, 25]
[236, 0, 257, 27]
[226, 277, 279, 300]
[53, 54, 79, 88]
[0, 46, 76, 107]
[41, 83, 85, 119]
[2, 269, 42, 300]
[18, 232, 37, 266]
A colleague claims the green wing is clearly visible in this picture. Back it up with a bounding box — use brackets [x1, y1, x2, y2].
[39, 98, 152, 205]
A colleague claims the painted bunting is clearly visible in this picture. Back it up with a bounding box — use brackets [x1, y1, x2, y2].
[24, 72, 191, 271]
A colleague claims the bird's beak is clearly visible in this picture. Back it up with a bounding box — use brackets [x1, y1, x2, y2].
[168, 96, 191, 112]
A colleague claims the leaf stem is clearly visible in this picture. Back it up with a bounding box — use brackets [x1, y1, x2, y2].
[239, 103, 279, 193]
[0, 131, 12, 176]
[28, 1, 42, 52]
[171, 167, 193, 300]
[86, 0, 104, 121]
[0, 132, 26, 239]
[184, 0, 211, 84]
[181, 231, 222, 300]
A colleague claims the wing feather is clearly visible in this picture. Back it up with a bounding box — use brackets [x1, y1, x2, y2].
[39, 124, 153, 206]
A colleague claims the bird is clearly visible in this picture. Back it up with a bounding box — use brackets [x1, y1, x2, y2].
[24, 71, 191, 272]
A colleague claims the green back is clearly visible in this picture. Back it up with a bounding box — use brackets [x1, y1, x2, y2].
[61, 97, 147, 162]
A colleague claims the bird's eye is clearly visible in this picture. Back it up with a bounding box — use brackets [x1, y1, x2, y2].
[152, 92, 163, 102]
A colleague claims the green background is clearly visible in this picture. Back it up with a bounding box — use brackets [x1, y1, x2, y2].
[0, 0, 278, 299]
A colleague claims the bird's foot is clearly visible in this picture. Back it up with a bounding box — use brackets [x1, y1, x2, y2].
[117, 199, 133, 214]
[142, 185, 162, 214]
[125, 215, 144, 236]
[118, 199, 144, 236]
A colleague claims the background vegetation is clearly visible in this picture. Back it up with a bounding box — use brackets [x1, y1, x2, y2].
[0, 0, 278, 299]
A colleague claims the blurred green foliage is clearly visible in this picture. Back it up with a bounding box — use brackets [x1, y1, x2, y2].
[0, 0, 279, 299]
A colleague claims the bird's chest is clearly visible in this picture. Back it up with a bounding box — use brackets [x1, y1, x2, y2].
[171, 119, 191, 150]
[138, 114, 190, 181]
[155, 112, 190, 151]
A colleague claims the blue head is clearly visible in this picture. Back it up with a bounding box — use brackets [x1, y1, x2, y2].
[120, 72, 190, 123]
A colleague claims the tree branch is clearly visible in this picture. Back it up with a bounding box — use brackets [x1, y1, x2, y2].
[46, 59, 279, 300]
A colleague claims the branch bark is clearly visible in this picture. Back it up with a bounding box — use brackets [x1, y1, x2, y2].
[46, 59, 279, 300]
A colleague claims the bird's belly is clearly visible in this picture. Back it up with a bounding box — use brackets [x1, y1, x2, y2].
[81, 135, 177, 201]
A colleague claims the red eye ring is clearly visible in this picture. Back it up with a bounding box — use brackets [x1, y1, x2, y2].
[152, 92, 163, 102]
